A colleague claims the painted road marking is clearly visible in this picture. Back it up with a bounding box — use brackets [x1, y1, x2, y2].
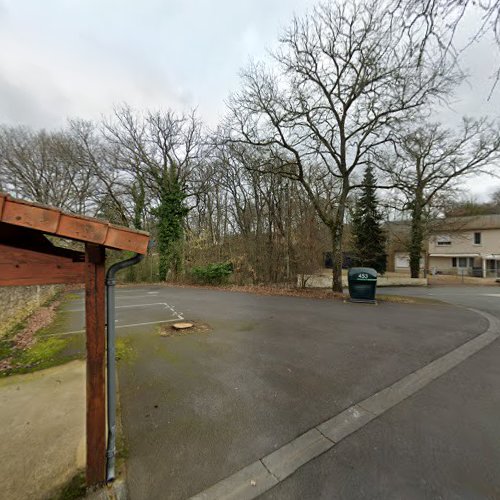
[481, 293, 500, 297]
[39, 318, 184, 337]
[190, 308, 500, 500]
[40, 302, 184, 337]
[65, 302, 171, 312]
[115, 295, 164, 300]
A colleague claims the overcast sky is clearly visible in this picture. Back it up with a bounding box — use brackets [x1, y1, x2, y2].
[0, 0, 499, 198]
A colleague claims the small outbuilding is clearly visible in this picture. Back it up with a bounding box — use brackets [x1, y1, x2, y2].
[0, 193, 149, 487]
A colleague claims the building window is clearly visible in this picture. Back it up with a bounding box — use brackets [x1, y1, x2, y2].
[487, 259, 497, 271]
[436, 235, 451, 246]
[474, 232, 481, 245]
[452, 257, 473, 268]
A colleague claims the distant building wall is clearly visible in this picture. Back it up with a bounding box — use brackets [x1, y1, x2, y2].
[429, 228, 500, 256]
[428, 227, 500, 276]
[391, 252, 425, 273]
[0, 285, 61, 338]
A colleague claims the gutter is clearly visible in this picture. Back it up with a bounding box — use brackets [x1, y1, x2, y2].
[105, 252, 144, 483]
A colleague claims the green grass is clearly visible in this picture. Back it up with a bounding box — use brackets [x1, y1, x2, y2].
[51, 471, 86, 500]
[0, 292, 83, 377]
[14, 337, 69, 372]
[0, 335, 76, 377]
[115, 337, 136, 363]
[376, 294, 443, 304]
[0, 318, 28, 346]
[0, 338, 14, 360]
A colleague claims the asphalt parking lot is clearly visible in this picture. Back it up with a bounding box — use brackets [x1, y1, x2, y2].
[56, 284, 500, 499]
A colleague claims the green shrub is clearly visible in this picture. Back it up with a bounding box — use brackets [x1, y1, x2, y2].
[190, 262, 233, 285]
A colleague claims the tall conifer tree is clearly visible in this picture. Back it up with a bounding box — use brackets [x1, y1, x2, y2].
[352, 166, 387, 274]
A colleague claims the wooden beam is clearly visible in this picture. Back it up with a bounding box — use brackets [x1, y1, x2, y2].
[85, 243, 106, 487]
[1, 197, 60, 232]
[105, 225, 149, 254]
[0, 195, 150, 254]
[0, 243, 85, 286]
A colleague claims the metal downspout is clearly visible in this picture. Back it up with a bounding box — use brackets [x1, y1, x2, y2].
[105, 252, 144, 482]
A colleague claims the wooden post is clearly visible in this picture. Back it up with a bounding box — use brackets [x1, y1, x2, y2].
[85, 243, 106, 487]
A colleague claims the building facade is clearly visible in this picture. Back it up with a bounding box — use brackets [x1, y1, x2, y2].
[427, 215, 500, 278]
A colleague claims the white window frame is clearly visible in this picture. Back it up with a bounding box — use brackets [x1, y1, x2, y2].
[436, 235, 451, 246]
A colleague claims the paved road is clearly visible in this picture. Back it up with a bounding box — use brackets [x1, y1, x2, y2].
[262, 336, 500, 500]
[264, 285, 500, 499]
[55, 285, 500, 499]
[378, 284, 500, 319]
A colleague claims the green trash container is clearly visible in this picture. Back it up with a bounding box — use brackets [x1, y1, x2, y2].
[348, 267, 377, 303]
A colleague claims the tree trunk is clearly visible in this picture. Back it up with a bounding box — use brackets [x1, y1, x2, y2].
[330, 179, 349, 293]
[409, 195, 424, 279]
[158, 250, 169, 281]
[330, 225, 344, 292]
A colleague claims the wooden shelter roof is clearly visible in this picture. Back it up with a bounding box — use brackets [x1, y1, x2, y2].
[0, 193, 149, 254]
[0, 192, 151, 485]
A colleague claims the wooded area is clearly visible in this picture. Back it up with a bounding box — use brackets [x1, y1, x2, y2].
[1, 0, 500, 289]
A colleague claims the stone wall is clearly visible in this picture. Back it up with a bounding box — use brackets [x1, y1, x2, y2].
[0, 285, 61, 338]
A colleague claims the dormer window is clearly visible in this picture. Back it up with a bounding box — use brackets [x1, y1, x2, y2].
[436, 235, 451, 246]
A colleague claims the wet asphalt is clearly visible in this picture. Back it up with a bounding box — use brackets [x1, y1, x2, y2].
[265, 285, 500, 500]
[56, 285, 500, 499]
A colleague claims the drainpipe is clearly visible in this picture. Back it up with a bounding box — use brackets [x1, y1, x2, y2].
[105, 252, 144, 482]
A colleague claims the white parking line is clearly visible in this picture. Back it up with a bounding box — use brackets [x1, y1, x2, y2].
[115, 295, 164, 300]
[38, 318, 184, 337]
[65, 302, 170, 312]
[42, 301, 184, 337]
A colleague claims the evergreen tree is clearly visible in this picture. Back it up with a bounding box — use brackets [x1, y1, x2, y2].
[152, 166, 189, 281]
[131, 179, 146, 230]
[351, 166, 387, 274]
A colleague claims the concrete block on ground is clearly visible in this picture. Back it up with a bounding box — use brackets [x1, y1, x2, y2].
[317, 405, 376, 443]
[190, 461, 278, 500]
[261, 429, 333, 481]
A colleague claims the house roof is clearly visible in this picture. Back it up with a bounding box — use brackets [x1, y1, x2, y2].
[432, 214, 500, 231]
[386, 214, 500, 234]
[0, 193, 149, 254]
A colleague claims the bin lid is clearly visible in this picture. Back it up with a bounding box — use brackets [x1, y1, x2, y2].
[348, 267, 378, 280]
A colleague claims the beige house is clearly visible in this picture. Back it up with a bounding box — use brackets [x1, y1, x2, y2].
[428, 215, 500, 278]
[385, 215, 500, 278]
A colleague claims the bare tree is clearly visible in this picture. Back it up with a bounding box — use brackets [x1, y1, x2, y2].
[102, 105, 205, 200]
[0, 125, 96, 214]
[68, 119, 134, 225]
[102, 105, 207, 279]
[379, 117, 500, 277]
[226, 0, 460, 291]
[395, 0, 500, 93]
